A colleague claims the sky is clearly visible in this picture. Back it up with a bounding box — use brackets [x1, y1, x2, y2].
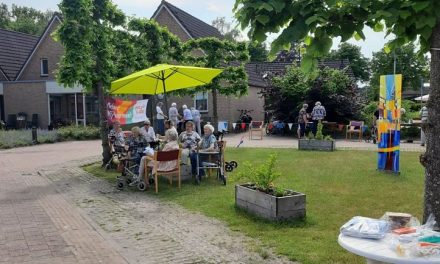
[2, 0, 388, 58]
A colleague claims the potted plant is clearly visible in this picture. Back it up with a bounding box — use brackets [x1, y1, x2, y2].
[298, 121, 335, 151]
[234, 154, 306, 221]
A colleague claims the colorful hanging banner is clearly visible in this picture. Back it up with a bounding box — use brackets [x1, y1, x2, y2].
[107, 98, 148, 125]
[377, 74, 402, 173]
[232, 123, 237, 129]
[288, 123, 293, 130]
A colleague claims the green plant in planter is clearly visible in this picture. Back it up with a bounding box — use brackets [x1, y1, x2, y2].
[307, 121, 333, 140]
[324, 135, 333, 141]
[234, 154, 282, 195]
[315, 121, 324, 140]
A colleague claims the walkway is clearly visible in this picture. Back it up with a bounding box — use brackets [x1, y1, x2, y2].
[0, 141, 291, 264]
[223, 132, 426, 152]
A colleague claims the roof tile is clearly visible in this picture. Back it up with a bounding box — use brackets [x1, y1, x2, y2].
[160, 1, 223, 39]
[0, 28, 39, 80]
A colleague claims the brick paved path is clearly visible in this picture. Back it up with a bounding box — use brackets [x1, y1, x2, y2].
[0, 141, 292, 264]
[0, 141, 127, 263]
[224, 132, 426, 152]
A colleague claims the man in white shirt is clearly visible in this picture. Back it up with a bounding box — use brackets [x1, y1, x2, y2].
[156, 102, 166, 135]
[140, 119, 157, 144]
[182, 104, 193, 128]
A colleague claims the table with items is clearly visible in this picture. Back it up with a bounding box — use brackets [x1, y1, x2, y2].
[338, 213, 440, 264]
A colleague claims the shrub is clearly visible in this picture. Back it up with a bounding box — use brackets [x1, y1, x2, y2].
[57, 125, 100, 141]
[315, 121, 324, 140]
[233, 154, 282, 195]
[0, 126, 99, 149]
[0, 129, 57, 149]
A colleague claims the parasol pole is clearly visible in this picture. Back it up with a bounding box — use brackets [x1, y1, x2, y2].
[162, 71, 168, 117]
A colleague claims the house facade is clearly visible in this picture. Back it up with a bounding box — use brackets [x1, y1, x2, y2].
[0, 15, 98, 129]
[152, 1, 266, 126]
[0, 1, 355, 130]
[152, 1, 356, 128]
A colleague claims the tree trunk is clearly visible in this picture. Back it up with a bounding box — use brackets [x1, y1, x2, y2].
[423, 22, 440, 228]
[212, 87, 218, 128]
[97, 80, 112, 165]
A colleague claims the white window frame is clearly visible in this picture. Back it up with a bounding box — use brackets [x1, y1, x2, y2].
[194, 91, 208, 113]
[40, 58, 49, 76]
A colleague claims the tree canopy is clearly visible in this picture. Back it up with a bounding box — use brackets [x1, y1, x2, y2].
[263, 66, 361, 123]
[234, 0, 440, 225]
[211, 16, 241, 41]
[370, 43, 429, 93]
[326, 43, 370, 82]
[182, 37, 249, 124]
[0, 3, 53, 35]
[234, 0, 439, 71]
[57, 0, 185, 163]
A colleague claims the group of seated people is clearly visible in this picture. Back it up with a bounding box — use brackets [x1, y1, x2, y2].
[108, 119, 218, 188]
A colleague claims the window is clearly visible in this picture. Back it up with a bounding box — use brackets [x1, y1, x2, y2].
[40, 59, 49, 76]
[194, 92, 208, 112]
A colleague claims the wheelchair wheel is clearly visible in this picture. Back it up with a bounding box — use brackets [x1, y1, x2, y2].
[116, 180, 125, 190]
[225, 164, 234, 172]
[105, 163, 111, 171]
[137, 181, 147, 191]
[229, 161, 238, 168]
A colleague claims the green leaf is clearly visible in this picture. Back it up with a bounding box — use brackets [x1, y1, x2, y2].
[412, 1, 430, 12]
[305, 15, 319, 25]
[377, 10, 393, 18]
[399, 10, 411, 19]
[384, 45, 391, 54]
[301, 54, 316, 73]
[270, 19, 308, 55]
[420, 26, 432, 41]
[373, 22, 384, 32]
[426, 16, 437, 28]
[270, 1, 286, 13]
[256, 15, 270, 25]
[259, 3, 273, 12]
[353, 31, 365, 41]
[304, 35, 312, 45]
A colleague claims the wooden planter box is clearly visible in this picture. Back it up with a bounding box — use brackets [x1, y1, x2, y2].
[235, 185, 306, 221]
[298, 139, 335, 151]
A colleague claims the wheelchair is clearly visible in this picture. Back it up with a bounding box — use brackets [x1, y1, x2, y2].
[195, 132, 238, 186]
[213, 131, 238, 173]
[104, 136, 126, 171]
[116, 142, 148, 191]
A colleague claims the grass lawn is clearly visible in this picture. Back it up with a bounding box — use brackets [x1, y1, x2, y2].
[84, 148, 424, 264]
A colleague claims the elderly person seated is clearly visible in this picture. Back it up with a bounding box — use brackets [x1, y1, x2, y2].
[196, 124, 218, 179]
[159, 120, 177, 140]
[178, 121, 201, 172]
[126, 126, 147, 164]
[140, 119, 159, 147]
[108, 120, 125, 148]
[136, 128, 180, 187]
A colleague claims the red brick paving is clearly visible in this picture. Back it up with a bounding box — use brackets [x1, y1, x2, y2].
[0, 141, 127, 263]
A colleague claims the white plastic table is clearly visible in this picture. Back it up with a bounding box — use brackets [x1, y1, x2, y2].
[338, 234, 440, 264]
